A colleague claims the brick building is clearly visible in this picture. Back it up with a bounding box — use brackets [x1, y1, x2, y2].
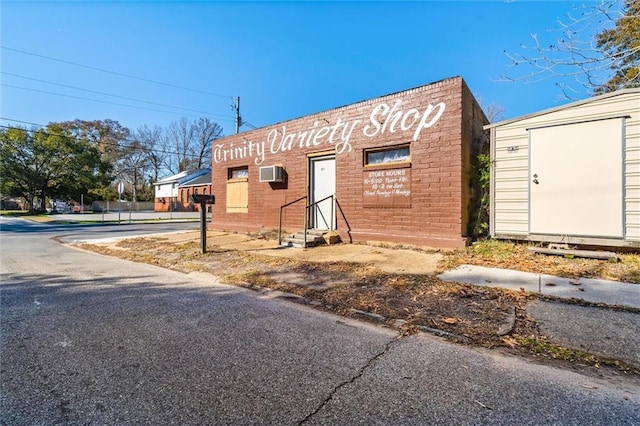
[210, 77, 488, 248]
[154, 168, 212, 212]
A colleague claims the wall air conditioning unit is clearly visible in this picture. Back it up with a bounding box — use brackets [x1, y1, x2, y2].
[259, 165, 285, 183]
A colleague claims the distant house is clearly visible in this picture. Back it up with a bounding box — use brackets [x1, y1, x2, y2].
[178, 169, 213, 212]
[153, 168, 212, 212]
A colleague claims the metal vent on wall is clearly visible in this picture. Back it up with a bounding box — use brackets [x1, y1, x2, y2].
[259, 165, 284, 183]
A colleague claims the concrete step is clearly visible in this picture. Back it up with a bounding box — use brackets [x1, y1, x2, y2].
[281, 230, 327, 248]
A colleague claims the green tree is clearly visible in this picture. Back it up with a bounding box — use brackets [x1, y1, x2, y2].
[0, 124, 112, 211]
[595, 0, 640, 93]
[55, 119, 131, 202]
[57, 119, 130, 164]
[0, 127, 35, 209]
[468, 100, 505, 239]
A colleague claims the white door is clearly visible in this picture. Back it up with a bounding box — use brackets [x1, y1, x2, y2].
[310, 156, 336, 230]
[529, 118, 623, 238]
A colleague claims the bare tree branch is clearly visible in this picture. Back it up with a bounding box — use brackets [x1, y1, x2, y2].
[500, 0, 639, 98]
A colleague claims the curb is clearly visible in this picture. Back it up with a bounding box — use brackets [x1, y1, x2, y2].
[497, 306, 516, 336]
[242, 285, 494, 343]
[350, 309, 386, 321]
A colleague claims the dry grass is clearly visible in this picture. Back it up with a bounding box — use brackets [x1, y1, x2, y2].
[77, 235, 639, 374]
[439, 239, 640, 283]
[81, 237, 519, 346]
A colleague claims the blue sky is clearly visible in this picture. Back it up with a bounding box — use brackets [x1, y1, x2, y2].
[1, 1, 610, 136]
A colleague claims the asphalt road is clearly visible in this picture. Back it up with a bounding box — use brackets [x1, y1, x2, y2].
[0, 216, 200, 244]
[1, 217, 639, 425]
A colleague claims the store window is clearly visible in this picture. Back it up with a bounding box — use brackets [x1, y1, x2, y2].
[226, 166, 249, 213]
[364, 144, 410, 166]
[230, 168, 249, 179]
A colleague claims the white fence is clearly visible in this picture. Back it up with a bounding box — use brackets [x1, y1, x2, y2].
[91, 201, 155, 212]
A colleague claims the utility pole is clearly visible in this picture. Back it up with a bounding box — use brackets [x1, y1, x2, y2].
[233, 96, 241, 134]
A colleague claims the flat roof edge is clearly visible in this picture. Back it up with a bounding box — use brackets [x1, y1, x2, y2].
[229, 76, 464, 137]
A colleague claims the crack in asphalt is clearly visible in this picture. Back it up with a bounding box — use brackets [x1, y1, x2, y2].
[297, 334, 402, 425]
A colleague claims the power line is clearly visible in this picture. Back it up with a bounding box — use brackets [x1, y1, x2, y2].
[1, 71, 233, 120]
[0, 119, 214, 160]
[1, 84, 236, 123]
[242, 120, 258, 130]
[1, 118, 50, 127]
[0, 122, 202, 160]
[1, 45, 232, 99]
[0, 122, 169, 156]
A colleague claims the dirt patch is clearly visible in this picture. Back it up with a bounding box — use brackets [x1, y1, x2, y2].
[77, 232, 639, 374]
[79, 235, 519, 345]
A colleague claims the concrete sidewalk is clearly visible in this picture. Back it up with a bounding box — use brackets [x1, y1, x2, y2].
[438, 265, 640, 368]
[49, 211, 201, 223]
[438, 264, 640, 309]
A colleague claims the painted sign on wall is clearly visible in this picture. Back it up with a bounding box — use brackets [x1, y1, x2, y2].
[213, 99, 446, 165]
[362, 168, 411, 208]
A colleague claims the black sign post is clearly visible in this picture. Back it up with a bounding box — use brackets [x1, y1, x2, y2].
[191, 194, 215, 254]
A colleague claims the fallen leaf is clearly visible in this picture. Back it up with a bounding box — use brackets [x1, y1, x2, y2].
[442, 317, 458, 324]
[502, 336, 517, 347]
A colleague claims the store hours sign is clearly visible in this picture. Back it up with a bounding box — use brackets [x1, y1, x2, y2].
[363, 168, 411, 208]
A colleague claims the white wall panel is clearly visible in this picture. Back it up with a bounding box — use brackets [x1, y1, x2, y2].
[490, 90, 640, 245]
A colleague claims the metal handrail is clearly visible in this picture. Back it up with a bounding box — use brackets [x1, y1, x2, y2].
[335, 197, 352, 243]
[279, 194, 350, 248]
[305, 194, 335, 247]
[278, 196, 307, 245]
[306, 194, 334, 228]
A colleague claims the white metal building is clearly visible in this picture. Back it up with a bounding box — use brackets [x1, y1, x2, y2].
[485, 88, 640, 248]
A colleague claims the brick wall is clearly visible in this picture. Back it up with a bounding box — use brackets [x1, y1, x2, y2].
[154, 184, 212, 212]
[211, 77, 488, 248]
